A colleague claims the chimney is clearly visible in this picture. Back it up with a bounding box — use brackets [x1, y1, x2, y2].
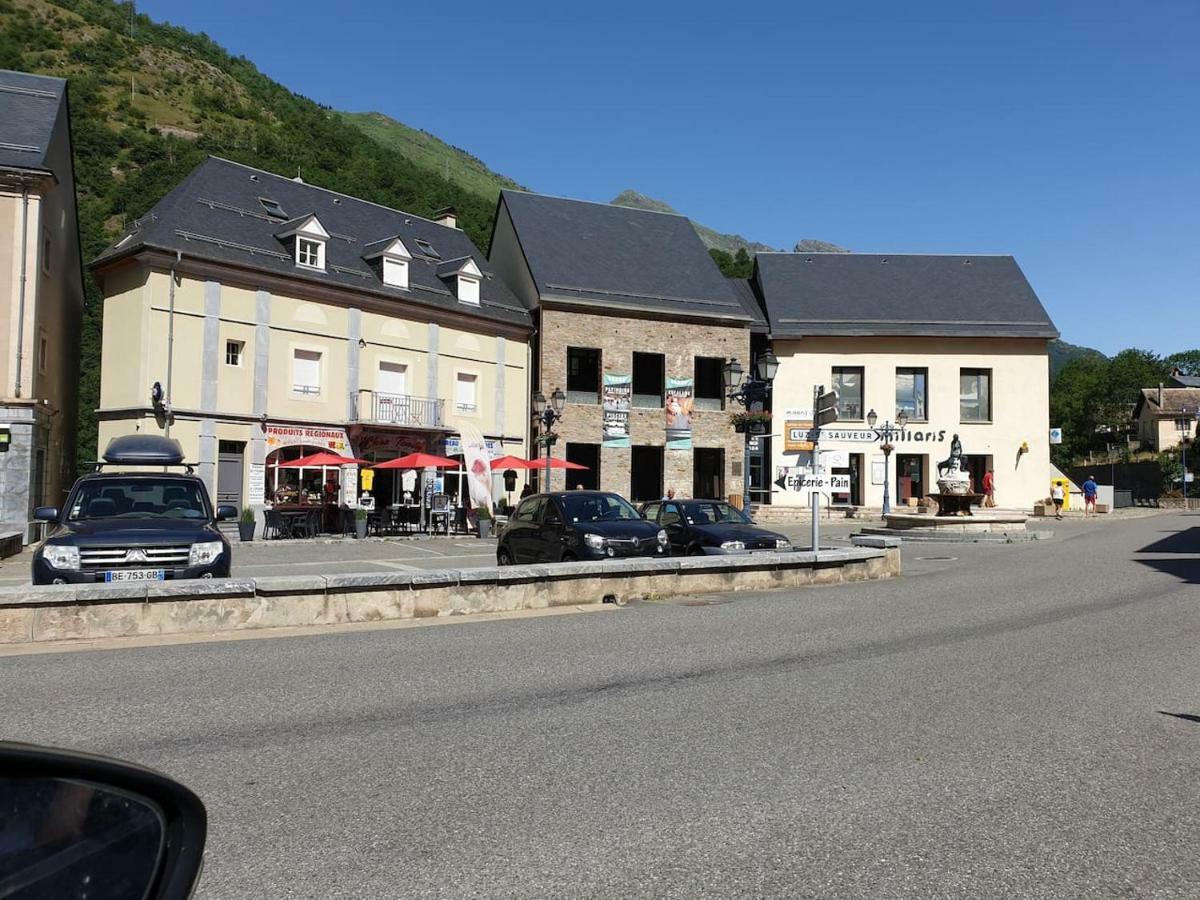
[433, 206, 458, 229]
[1158, 383, 1164, 407]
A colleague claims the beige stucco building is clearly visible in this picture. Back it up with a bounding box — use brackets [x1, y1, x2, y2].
[0, 70, 84, 540]
[490, 190, 759, 502]
[1133, 385, 1199, 452]
[751, 253, 1058, 511]
[93, 158, 531, 517]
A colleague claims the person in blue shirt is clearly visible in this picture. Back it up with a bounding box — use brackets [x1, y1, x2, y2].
[1082, 475, 1099, 517]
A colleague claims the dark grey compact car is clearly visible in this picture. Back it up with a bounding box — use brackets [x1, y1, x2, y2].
[497, 491, 668, 565]
[32, 435, 236, 585]
[639, 498, 791, 556]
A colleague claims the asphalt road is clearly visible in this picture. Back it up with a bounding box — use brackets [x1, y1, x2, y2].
[3, 512, 1198, 898]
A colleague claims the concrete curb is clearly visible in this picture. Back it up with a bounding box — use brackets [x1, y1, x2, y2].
[0, 548, 900, 645]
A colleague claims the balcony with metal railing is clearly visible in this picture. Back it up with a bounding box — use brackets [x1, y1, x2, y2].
[350, 391, 445, 429]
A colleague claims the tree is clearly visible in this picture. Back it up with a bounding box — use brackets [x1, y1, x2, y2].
[1166, 349, 1200, 376]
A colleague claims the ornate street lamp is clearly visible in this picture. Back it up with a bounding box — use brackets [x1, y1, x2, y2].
[726, 354, 776, 512]
[533, 387, 565, 492]
[868, 408, 908, 516]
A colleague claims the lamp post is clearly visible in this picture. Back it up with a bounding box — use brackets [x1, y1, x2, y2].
[725, 350, 779, 511]
[867, 408, 909, 516]
[532, 387, 565, 493]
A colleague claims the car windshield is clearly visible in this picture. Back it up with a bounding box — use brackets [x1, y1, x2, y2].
[559, 494, 641, 523]
[680, 501, 750, 525]
[67, 478, 209, 521]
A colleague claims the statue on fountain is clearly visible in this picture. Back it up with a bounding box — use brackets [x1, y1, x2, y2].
[936, 434, 971, 496]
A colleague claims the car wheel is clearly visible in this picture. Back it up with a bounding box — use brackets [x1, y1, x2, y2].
[497, 547, 514, 566]
[561, 551, 577, 562]
[687, 545, 705, 556]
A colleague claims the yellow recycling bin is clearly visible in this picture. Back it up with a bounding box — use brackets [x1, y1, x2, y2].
[1051, 478, 1071, 511]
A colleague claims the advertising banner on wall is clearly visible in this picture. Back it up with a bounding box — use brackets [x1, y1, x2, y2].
[602, 373, 631, 448]
[665, 377, 694, 450]
[265, 424, 350, 453]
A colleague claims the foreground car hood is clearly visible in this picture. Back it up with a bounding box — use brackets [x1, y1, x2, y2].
[45, 519, 220, 547]
[691, 523, 786, 544]
[574, 520, 662, 539]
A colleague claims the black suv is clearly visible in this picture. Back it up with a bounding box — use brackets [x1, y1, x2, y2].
[32, 435, 237, 585]
[639, 498, 791, 556]
[497, 491, 668, 565]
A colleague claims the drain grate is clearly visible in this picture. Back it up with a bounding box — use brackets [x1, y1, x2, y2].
[917, 555, 958, 561]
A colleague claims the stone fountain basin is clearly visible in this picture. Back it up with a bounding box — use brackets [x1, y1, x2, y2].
[882, 512, 1029, 534]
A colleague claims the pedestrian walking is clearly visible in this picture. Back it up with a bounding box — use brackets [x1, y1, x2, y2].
[982, 469, 996, 508]
[1051, 482, 1064, 519]
[663, 487, 676, 501]
[519, 483, 534, 500]
[1082, 475, 1099, 517]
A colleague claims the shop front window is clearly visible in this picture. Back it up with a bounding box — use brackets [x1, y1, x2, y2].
[896, 368, 928, 421]
[833, 367, 864, 421]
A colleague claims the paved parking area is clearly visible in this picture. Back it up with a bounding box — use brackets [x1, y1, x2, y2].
[0, 511, 1162, 588]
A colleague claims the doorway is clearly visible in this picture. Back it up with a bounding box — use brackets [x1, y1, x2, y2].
[896, 453, 927, 505]
[832, 453, 864, 507]
[566, 442, 601, 491]
[630, 445, 664, 502]
[693, 447, 724, 500]
[217, 440, 246, 508]
[964, 454, 992, 505]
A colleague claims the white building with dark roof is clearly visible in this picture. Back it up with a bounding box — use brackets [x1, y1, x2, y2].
[0, 69, 84, 542]
[752, 252, 1059, 511]
[92, 157, 532, 519]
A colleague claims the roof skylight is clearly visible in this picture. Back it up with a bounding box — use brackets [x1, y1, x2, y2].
[258, 197, 287, 219]
[414, 238, 440, 259]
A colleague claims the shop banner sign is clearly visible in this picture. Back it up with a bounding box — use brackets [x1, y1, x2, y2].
[602, 373, 631, 448]
[456, 421, 494, 513]
[665, 377, 694, 450]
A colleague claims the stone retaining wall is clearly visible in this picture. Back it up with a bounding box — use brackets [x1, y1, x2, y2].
[0, 548, 900, 645]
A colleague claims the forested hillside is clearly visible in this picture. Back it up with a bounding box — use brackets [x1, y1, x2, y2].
[0, 0, 510, 467]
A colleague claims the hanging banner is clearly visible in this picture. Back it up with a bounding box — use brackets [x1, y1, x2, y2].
[602, 373, 631, 448]
[456, 421, 494, 513]
[665, 377, 694, 450]
[265, 424, 349, 452]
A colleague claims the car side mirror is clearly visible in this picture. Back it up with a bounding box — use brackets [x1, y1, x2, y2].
[33, 506, 59, 522]
[215, 505, 238, 521]
[0, 741, 207, 899]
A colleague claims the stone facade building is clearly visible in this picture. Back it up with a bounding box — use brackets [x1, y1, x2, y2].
[489, 191, 759, 501]
[0, 70, 84, 541]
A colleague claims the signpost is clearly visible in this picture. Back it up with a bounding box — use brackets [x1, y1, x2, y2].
[809, 386, 838, 552]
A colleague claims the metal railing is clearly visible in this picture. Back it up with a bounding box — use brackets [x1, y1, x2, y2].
[351, 391, 444, 428]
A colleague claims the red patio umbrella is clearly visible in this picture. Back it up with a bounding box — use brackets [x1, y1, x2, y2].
[528, 457, 588, 470]
[489, 454, 536, 470]
[278, 451, 370, 468]
[371, 452, 459, 470]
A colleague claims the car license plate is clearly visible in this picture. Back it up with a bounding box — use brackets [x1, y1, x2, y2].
[105, 569, 165, 582]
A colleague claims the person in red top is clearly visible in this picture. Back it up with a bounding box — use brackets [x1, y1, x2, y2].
[982, 469, 996, 508]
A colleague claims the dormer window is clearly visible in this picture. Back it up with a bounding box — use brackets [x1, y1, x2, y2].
[414, 238, 440, 260]
[297, 238, 323, 269]
[436, 256, 483, 305]
[362, 237, 413, 290]
[275, 214, 330, 272]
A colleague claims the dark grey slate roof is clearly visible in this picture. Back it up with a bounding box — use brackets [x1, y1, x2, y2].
[1170, 371, 1200, 388]
[95, 156, 530, 328]
[499, 190, 752, 323]
[0, 70, 66, 172]
[754, 253, 1059, 339]
[728, 277, 768, 330]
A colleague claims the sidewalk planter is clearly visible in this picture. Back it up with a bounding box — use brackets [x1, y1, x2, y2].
[477, 510, 493, 539]
[238, 508, 256, 542]
[354, 509, 369, 540]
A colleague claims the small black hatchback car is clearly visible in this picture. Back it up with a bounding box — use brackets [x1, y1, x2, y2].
[32, 435, 237, 585]
[497, 491, 668, 565]
[639, 498, 791, 556]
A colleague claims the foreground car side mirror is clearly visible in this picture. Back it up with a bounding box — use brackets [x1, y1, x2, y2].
[0, 741, 207, 899]
[215, 505, 238, 521]
[33, 506, 59, 522]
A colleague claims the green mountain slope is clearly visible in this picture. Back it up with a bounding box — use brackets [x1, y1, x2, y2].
[337, 111, 524, 200]
[1049, 339, 1106, 377]
[612, 190, 779, 255]
[0, 0, 518, 468]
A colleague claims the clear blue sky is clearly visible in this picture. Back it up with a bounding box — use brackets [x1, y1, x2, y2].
[140, 0, 1198, 357]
